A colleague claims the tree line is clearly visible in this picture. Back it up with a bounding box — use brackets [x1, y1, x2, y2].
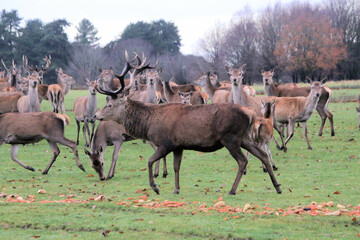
[1, 0, 360, 85]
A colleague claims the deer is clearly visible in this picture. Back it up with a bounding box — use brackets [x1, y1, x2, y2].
[1, 59, 22, 92]
[356, 95, 360, 130]
[17, 72, 41, 113]
[73, 78, 98, 147]
[52, 68, 76, 113]
[93, 51, 282, 196]
[161, 77, 204, 104]
[0, 111, 85, 174]
[84, 120, 168, 180]
[178, 91, 193, 104]
[246, 100, 277, 173]
[261, 68, 334, 136]
[0, 92, 22, 114]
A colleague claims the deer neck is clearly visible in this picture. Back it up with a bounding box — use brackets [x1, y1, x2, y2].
[122, 100, 151, 140]
[303, 92, 320, 119]
[163, 81, 175, 101]
[232, 83, 247, 106]
[28, 85, 39, 108]
[87, 92, 97, 117]
[58, 78, 71, 95]
[264, 82, 278, 96]
[204, 76, 216, 99]
[145, 84, 157, 103]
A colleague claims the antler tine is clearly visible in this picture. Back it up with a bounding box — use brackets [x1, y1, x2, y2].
[1, 59, 8, 71]
[95, 84, 122, 99]
[41, 55, 51, 71]
[12, 60, 16, 69]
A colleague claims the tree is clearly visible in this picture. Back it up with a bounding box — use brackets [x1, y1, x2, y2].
[274, 5, 347, 81]
[121, 20, 181, 56]
[41, 19, 71, 83]
[74, 18, 100, 47]
[0, 9, 22, 64]
[221, 11, 259, 84]
[16, 19, 45, 65]
[198, 21, 226, 77]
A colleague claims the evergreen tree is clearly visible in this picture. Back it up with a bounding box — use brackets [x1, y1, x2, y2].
[74, 18, 100, 47]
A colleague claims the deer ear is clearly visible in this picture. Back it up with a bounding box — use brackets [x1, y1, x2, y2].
[97, 146, 103, 153]
[240, 64, 247, 72]
[356, 107, 360, 113]
[98, 67, 103, 72]
[320, 77, 327, 85]
[178, 91, 183, 97]
[225, 65, 231, 74]
[306, 76, 312, 84]
[84, 148, 91, 156]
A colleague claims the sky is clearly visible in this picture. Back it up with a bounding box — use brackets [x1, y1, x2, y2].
[2, 0, 321, 55]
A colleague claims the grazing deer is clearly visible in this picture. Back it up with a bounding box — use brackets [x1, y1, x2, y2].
[246, 100, 277, 173]
[73, 78, 98, 147]
[356, 95, 360, 130]
[261, 68, 334, 136]
[93, 51, 282, 196]
[0, 111, 85, 174]
[17, 73, 41, 113]
[84, 120, 168, 180]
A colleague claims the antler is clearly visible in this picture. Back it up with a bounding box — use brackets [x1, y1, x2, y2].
[41, 55, 51, 71]
[1, 59, 8, 71]
[95, 84, 122, 99]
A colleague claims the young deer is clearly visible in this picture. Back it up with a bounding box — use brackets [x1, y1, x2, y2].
[178, 91, 193, 104]
[0, 111, 85, 174]
[93, 51, 282, 196]
[84, 120, 168, 180]
[246, 100, 277, 173]
[73, 78, 98, 147]
[161, 78, 204, 104]
[261, 68, 334, 136]
[17, 72, 41, 113]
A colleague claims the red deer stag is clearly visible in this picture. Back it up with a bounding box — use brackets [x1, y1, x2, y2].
[261, 68, 334, 136]
[0, 111, 85, 174]
[93, 52, 282, 196]
[73, 78, 98, 147]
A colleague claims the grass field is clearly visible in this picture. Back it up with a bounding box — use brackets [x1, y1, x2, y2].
[0, 84, 360, 239]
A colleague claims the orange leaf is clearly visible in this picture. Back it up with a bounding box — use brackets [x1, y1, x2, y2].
[218, 197, 223, 201]
[334, 191, 341, 195]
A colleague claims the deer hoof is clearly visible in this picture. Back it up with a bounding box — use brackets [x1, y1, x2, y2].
[173, 189, 180, 194]
[106, 175, 113, 180]
[151, 185, 160, 195]
[308, 147, 313, 150]
[273, 166, 278, 171]
[162, 172, 168, 178]
[154, 173, 159, 178]
[263, 168, 268, 173]
[28, 166, 36, 172]
[78, 164, 86, 172]
[228, 191, 236, 195]
[331, 132, 335, 136]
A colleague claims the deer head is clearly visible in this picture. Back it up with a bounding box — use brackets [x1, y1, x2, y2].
[84, 146, 105, 180]
[178, 91, 193, 104]
[261, 67, 277, 85]
[225, 64, 247, 86]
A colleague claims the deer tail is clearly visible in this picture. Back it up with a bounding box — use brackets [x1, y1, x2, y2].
[55, 113, 70, 126]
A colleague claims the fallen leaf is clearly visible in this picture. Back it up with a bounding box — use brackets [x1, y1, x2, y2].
[37, 189, 46, 194]
[94, 195, 106, 202]
[243, 203, 251, 212]
[334, 191, 341, 195]
[214, 201, 225, 208]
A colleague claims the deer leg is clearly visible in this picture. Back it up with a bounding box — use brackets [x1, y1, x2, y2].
[148, 141, 163, 178]
[76, 120, 81, 145]
[148, 147, 169, 194]
[273, 121, 286, 152]
[83, 120, 90, 147]
[60, 100, 66, 114]
[42, 140, 60, 174]
[302, 122, 313, 150]
[326, 110, 335, 136]
[264, 143, 277, 172]
[282, 120, 295, 150]
[89, 121, 96, 147]
[222, 140, 247, 195]
[10, 145, 35, 172]
[241, 141, 282, 194]
[173, 149, 183, 194]
[162, 156, 168, 178]
[316, 108, 327, 137]
[107, 140, 123, 180]
[51, 136, 85, 172]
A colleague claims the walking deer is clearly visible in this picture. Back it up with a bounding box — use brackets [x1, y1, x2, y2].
[84, 120, 168, 180]
[261, 68, 334, 136]
[73, 78, 98, 147]
[0, 111, 85, 174]
[93, 51, 282, 196]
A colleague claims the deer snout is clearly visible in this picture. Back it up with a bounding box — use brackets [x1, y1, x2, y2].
[316, 93, 320, 97]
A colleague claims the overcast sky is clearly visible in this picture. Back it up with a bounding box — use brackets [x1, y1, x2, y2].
[3, 0, 321, 55]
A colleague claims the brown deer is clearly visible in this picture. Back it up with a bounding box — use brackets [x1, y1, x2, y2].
[73, 78, 98, 147]
[261, 68, 334, 136]
[178, 91, 193, 104]
[93, 51, 282, 196]
[356, 95, 360, 130]
[84, 120, 168, 180]
[17, 72, 41, 113]
[0, 111, 85, 174]
[0, 92, 22, 114]
[246, 100, 277, 173]
[161, 77, 204, 104]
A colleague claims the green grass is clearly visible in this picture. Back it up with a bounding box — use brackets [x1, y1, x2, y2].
[1, 89, 360, 239]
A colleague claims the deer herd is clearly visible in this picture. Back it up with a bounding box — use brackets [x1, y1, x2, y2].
[0, 51, 356, 197]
